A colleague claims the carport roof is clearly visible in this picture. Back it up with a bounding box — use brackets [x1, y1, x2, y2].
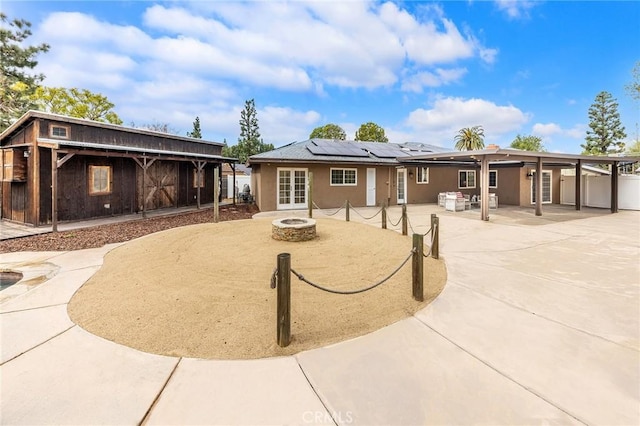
[401, 147, 640, 166]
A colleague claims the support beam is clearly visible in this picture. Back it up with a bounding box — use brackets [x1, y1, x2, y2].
[213, 165, 220, 222]
[231, 163, 237, 205]
[535, 157, 543, 216]
[133, 157, 155, 219]
[51, 149, 58, 232]
[575, 160, 582, 211]
[480, 156, 489, 221]
[611, 161, 618, 213]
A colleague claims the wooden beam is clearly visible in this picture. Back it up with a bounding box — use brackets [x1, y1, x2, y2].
[535, 157, 543, 216]
[56, 152, 75, 168]
[611, 161, 618, 213]
[51, 149, 58, 232]
[213, 165, 220, 222]
[32, 120, 40, 225]
[231, 162, 237, 205]
[575, 160, 581, 211]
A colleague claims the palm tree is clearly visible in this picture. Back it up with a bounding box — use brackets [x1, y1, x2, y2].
[454, 126, 485, 151]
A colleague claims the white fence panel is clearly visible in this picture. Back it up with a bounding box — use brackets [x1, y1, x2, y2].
[619, 175, 640, 210]
[561, 175, 640, 210]
[227, 175, 251, 199]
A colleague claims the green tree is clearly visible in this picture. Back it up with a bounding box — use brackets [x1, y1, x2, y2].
[354, 122, 388, 142]
[309, 123, 346, 140]
[0, 13, 50, 131]
[582, 91, 626, 155]
[454, 126, 485, 150]
[625, 61, 640, 103]
[31, 87, 123, 124]
[510, 134, 545, 151]
[187, 116, 202, 138]
[222, 99, 274, 162]
[626, 139, 640, 156]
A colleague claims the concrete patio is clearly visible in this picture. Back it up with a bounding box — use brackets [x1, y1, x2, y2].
[1, 205, 638, 425]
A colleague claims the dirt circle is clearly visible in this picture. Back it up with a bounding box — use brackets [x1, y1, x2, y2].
[68, 218, 447, 359]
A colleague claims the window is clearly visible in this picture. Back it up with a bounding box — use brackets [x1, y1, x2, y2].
[531, 170, 552, 204]
[416, 167, 429, 184]
[89, 165, 111, 195]
[49, 124, 69, 139]
[193, 169, 204, 188]
[458, 170, 476, 189]
[489, 170, 498, 188]
[330, 168, 357, 186]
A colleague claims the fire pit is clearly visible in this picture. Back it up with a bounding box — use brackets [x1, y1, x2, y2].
[272, 218, 317, 242]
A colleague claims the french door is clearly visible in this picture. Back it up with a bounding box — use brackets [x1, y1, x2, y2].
[397, 168, 407, 204]
[531, 170, 552, 204]
[277, 168, 307, 209]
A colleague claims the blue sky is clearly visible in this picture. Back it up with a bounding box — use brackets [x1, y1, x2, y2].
[4, 1, 639, 153]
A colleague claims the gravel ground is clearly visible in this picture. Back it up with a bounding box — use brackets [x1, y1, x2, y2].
[0, 204, 259, 253]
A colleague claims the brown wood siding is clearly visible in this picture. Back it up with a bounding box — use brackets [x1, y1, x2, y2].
[38, 118, 223, 156]
[137, 160, 178, 211]
[57, 155, 136, 221]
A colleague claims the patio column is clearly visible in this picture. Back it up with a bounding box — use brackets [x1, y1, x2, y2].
[480, 156, 489, 221]
[610, 161, 618, 213]
[51, 149, 58, 232]
[575, 160, 582, 211]
[535, 157, 543, 216]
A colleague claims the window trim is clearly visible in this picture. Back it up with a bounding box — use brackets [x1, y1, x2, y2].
[489, 170, 498, 188]
[49, 124, 70, 139]
[88, 165, 112, 196]
[416, 167, 429, 184]
[330, 167, 358, 186]
[458, 170, 476, 189]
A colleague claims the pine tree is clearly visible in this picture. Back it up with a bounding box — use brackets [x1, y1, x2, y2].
[582, 91, 627, 155]
[187, 116, 202, 138]
[0, 13, 50, 131]
[223, 99, 274, 162]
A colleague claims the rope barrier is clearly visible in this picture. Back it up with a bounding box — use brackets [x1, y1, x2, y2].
[348, 203, 384, 220]
[290, 248, 416, 295]
[312, 200, 347, 216]
[387, 212, 403, 227]
[407, 215, 433, 237]
[422, 223, 438, 257]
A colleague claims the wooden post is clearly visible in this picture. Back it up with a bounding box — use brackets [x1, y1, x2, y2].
[401, 204, 407, 235]
[575, 160, 582, 211]
[276, 253, 291, 347]
[382, 204, 387, 229]
[51, 149, 58, 232]
[412, 233, 424, 301]
[214, 166, 220, 222]
[432, 216, 439, 259]
[611, 161, 618, 213]
[142, 158, 148, 219]
[345, 200, 350, 222]
[308, 172, 313, 218]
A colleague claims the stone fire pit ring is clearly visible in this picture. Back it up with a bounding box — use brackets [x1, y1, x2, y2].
[272, 217, 317, 242]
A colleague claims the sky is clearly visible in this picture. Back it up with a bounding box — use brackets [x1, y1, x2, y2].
[4, 0, 639, 153]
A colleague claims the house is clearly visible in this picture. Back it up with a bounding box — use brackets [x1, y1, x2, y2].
[247, 139, 449, 211]
[248, 139, 640, 219]
[0, 111, 237, 228]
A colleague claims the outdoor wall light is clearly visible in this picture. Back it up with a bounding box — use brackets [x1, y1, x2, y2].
[526, 170, 534, 178]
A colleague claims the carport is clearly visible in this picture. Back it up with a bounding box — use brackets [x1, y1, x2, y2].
[403, 148, 640, 221]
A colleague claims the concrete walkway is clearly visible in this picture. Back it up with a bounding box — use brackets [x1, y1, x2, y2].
[1, 206, 638, 425]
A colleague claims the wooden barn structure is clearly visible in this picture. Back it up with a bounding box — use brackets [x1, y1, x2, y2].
[0, 111, 237, 228]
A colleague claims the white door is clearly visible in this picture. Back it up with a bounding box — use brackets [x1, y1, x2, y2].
[366, 168, 376, 206]
[397, 168, 407, 204]
[531, 170, 552, 204]
[277, 168, 307, 209]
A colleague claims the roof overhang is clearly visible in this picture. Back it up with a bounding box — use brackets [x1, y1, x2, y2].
[401, 148, 640, 166]
[38, 138, 237, 162]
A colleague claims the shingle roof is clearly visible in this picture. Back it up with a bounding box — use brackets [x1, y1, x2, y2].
[248, 139, 449, 165]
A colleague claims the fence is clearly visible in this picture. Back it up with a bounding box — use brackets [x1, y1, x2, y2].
[270, 211, 439, 347]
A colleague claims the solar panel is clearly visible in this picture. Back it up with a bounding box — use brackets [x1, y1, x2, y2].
[367, 144, 409, 158]
[306, 140, 369, 157]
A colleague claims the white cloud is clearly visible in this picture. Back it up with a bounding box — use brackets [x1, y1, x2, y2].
[494, 1, 539, 20]
[532, 122, 584, 139]
[401, 68, 468, 93]
[404, 96, 531, 145]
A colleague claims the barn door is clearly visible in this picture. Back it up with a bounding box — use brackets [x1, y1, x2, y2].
[141, 161, 177, 211]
